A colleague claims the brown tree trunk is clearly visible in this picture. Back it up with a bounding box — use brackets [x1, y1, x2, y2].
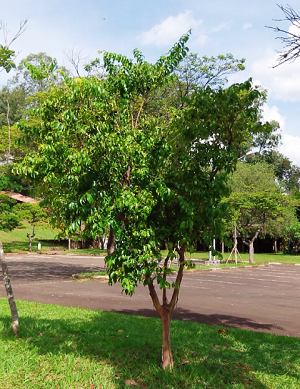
[244, 229, 260, 264]
[147, 244, 186, 371]
[27, 225, 35, 252]
[107, 226, 115, 255]
[148, 281, 174, 370]
[249, 241, 254, 263]
[0, 241, 19, 334]
[274, 238, 278, 254]
[161, 307, 173, 370]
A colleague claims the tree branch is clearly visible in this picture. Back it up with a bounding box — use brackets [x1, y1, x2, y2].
[169, 243, 186, 312]
[147, 280, 162, 317]
[162, 256, 169, 306]
[266, 4, 300, 67]
[134, 93, 149, 128]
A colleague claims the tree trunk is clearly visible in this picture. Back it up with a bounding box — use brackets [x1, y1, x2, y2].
[0, 241, 19, 334]
[99, 236, 104, 250]
[27, 225, 35, 252]
[107, 227, 115, 255]
[148, 281, 174, 371]
[106, 227, 115, 271]
[274, 238, 278, 254]
[161, 307, 173, 370]
[243, 229, 260, 264]
[68, 238, 71, 250]
[28, 235, 32, 252]
[249, 241, 254, 263]
[147, 244, 186, 371]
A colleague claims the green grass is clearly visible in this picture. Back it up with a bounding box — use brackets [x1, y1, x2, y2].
[0, 221, 60, 252]
[160, 250, 300, 265]
[77, 271, 107, 276]
[66, 248, 107, 256]
[0, 299, 299, 388]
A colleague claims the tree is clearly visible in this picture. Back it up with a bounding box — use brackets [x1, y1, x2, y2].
[16, 34, 273, 369]
[285, 221, 300, 253]
[15, 203, 48, 251]
[0, 194, 21, 231]
[224, 162, 295, 262]
[0, 193, 21, 334]
[0, 19, 27, 73]
[266, 4, 300, 67]
[246, 150, 300, 193]
[0, 19, 28, 335]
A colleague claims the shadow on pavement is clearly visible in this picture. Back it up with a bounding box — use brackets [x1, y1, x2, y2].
[5, 261, 104, 282]
[110, 307, 285, 334]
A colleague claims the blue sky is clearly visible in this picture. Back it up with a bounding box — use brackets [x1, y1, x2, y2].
[1, 0, 300, 165]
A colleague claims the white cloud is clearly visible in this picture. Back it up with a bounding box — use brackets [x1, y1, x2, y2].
[193, 34, 209, 46]
[210, 21, 230, 33]
[251, 48, 300, 102]
[139, 11, 202, 47]
[243, 23, 252, 30]
[289, 23, 300, 37]
[261, 104, 286, 129]
[279, 133, 300, 167]
[261, 104, 300, 166]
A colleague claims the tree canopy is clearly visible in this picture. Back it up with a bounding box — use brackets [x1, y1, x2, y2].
[16, 33, 276, 369]
[224, 162, 296, 262]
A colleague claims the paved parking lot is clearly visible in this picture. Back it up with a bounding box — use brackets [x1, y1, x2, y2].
[0, 253, 299, 337]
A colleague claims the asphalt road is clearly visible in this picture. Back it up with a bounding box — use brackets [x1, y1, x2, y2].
[1, 253, 299, 337]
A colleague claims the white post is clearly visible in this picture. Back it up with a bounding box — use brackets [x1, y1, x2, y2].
[234, 222, 238, 264]
[213, 236, 216, 261]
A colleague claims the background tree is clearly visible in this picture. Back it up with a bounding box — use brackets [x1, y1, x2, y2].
[14, 203, 48, 251]
[0, 19, 27, 73]
[224, 162, 296, 262]
[0, 194, 21, 231]
[266, 4, 300, 67]
[285, 221, 300, 253]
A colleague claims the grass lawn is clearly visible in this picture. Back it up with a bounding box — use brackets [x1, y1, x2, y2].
[0, 221, 62, 252]
[159, 250, 300, 265]
[0, 300, 299, 388]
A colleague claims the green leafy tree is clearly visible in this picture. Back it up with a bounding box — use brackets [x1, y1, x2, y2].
[246, 150, 300, 193]
[16, 34, 273, 369]
[0, 194, 21, 231]
[285, 221, 300, 253]
[224, 162, 295, 262]
[14, 203, 48, 251]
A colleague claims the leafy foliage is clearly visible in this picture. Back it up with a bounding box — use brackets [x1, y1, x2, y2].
[16, 34, 274, 369]
[0, 45, 15, 73]
[224, 162, 296, 261]
[0, 194, 20, 231]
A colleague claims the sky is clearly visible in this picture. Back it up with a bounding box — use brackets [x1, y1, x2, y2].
[1, 0, 300, 165]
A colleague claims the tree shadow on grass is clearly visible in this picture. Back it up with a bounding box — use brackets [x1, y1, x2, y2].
[0, 302, 299, 388]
